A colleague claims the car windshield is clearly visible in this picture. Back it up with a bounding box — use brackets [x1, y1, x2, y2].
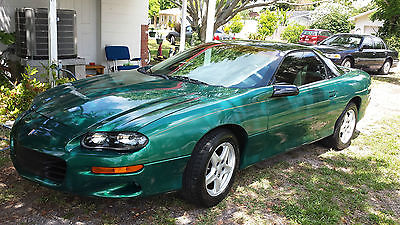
[320, 35, 362, 48]
[148, 44, 281, 88]
[302, 30, 318, 36]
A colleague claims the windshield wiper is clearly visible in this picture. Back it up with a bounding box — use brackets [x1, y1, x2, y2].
[138, 66, 169, 80]
[170, 76, 208, 85]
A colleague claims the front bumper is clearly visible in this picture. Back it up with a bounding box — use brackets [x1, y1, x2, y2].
[10, 140, 190, 198]
[10, 112, 190, 198]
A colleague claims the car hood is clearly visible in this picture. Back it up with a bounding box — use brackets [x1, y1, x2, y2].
[313, 45, 351, 53]
[31, 70, 244, 133]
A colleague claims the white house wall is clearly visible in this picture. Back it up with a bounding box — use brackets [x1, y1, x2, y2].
[352, 14, 383, 35]
[59, 0, 99, 64]
[100, 0, 148, 67]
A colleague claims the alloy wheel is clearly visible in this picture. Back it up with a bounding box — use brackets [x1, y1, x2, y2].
[339, 109, 356, 144]
[205, 142, 236, 197]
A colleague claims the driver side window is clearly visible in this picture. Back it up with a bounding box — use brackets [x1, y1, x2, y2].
[274, 51, 327, 86]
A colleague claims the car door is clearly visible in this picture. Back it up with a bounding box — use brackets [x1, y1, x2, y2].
[263, 50, 336, 158]
[372, 36, 387, 68]
[356, 36, 378, 70]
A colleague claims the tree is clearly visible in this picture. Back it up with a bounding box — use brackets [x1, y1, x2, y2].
[371, 0, 400, 37]
[170, 0, 328, 41]
[149, 0, 161, 25]
[310, 3, 354, 33]
[257, 10, 279, 39]
[281, 23, 306, 43]
[226, 15, 244, 36]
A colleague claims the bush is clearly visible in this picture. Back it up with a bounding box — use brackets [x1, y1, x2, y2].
[383, 35, 400, 54]
[0, 66, 48, 121]
[281, 23, 306, 43]
[0, 66, 73, 122]
[257, 10, 279, 40]
[310, 3, 353, 34]
[227, 15, 244, 35]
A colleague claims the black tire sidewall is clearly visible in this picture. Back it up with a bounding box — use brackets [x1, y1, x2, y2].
[183, 129, 239, 207]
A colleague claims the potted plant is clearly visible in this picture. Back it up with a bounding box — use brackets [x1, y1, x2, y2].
[149, 27, 156, 38]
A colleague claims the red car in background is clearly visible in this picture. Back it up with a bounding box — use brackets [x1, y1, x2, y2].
[299, 29, 332, 45]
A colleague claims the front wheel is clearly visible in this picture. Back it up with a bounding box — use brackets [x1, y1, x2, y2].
[182, 129, 239, 207]
[325, 102, 358, 150]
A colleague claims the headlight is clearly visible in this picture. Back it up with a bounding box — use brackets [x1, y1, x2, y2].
[81, 132, 148, 152]
[325, 54, 341, 59]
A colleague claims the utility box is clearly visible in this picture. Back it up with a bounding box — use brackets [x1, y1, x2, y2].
[15, 8, 77, 59]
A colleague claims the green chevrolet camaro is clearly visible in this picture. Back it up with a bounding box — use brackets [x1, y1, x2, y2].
[10, 41, 371, 207]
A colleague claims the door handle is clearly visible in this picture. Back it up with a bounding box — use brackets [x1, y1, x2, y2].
[328, 90, 336, 98]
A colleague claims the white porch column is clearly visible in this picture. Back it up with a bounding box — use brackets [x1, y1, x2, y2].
[48, 0, 58, 87]
[205, 0, 216, 42]
[179, 0, 187, 52]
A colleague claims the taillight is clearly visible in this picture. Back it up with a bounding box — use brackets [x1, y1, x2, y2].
[214, 35, 220, 40]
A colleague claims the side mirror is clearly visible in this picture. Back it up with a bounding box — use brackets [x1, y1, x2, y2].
[359, 45, 364, 51]
[272, 85, 299, 97]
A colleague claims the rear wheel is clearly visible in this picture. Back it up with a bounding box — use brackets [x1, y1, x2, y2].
[170, 35, 176, 45]
[341, 58, 353, 68]
[324, 102, 358, 150]
[182, 129, 239, 207]
[379, 59, 392, 75]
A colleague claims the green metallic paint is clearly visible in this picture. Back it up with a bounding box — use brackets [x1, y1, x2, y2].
[10, 62, 370, 198]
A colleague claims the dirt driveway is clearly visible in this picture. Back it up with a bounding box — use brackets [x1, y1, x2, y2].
[1, 70, 400, 225]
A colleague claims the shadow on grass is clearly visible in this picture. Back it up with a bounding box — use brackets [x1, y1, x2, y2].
[1, 120, 399, 224]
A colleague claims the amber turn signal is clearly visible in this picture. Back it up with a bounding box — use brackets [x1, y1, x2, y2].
[92, 165, 144, 174]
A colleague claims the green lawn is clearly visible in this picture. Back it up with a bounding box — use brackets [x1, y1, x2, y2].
[148, 38, 174, 65]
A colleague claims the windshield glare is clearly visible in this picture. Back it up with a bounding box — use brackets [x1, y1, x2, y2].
[150, 44, 281, 88]
[320, 35, 362, 48]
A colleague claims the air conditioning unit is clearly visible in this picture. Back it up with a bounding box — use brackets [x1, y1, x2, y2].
[15, 8, 77, 59]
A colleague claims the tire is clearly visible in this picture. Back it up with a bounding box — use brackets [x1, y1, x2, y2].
[324, 102, 358, 150]
[170, 35, 176, 45]
[341, 57, 353, 68]
[379, 59, 392, 75]
[182, 129, 239, 207]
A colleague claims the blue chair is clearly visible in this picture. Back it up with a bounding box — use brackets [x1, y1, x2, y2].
[105, 46, 141, 72]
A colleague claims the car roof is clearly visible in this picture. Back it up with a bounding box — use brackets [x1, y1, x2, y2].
[330, 33, 377, 38]
[304, 29, 329, 32]
[223, 40, 311, 53]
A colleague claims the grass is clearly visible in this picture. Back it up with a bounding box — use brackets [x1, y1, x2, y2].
[0, 78, 400, 224]
[148, 38, 174, 65]
[229, 116, 400, 224]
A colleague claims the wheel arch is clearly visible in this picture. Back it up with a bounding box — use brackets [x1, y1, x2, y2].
[349, 96, 362, 112]
[202, 124, 248, 159]
[386, 56, 393, 64]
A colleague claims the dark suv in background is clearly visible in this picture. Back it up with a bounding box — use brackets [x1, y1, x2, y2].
[314, 34, 399, 74]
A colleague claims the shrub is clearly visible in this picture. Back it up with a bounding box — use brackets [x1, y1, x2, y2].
[281, 23, 307, 43]
[310, 3, 353, 34]
[227, 15, 244, 35]
[0, 66, 48, 121]
[257, 10, 279, 40]
[0, 66, 73, 122]
[383, 35, 400, 54]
